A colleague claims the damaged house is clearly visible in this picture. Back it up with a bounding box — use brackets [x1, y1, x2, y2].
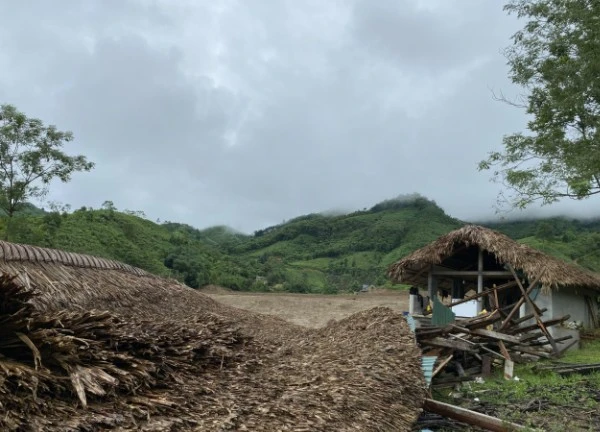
[388, 225, 600, 353]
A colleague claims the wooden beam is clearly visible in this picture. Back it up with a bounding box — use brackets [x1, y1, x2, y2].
[470, 328, 523, 344]
[511, 308, 548, 325]
[511, 345, 553, 358]
[448, 280, 518, 308]
[478, 344, 507, 360]
[499, 273, 542, 331]
[431, 270, 514, 277]
[498, 341, 512, 361]
[432, 354, 454, 378]
[529, 335, 573, 346]
[423, 399, 529, 432]
[462, 310, 502, 329]
[508, 315, 570, 334]
[421, 337, 477, 352]
[507, 265, 560, 355]
[493, 284, 500, 313]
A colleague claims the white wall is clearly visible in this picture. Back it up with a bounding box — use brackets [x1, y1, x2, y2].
[520, 287, 599, 351]
[551, 287, 594, 327]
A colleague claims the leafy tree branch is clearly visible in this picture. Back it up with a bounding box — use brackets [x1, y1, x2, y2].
[0, 104, 94, 239]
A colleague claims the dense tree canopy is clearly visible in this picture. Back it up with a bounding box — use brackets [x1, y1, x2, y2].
[480, 0, 600, 208]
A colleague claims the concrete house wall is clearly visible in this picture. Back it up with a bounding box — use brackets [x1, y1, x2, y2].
[523, 286, 597, 350]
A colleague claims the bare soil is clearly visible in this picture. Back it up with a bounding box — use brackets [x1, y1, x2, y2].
[205, 290, 410, 328]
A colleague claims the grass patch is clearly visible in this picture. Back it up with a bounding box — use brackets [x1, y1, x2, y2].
[563, 339, 600, 363]
[433, 340, 600, 430]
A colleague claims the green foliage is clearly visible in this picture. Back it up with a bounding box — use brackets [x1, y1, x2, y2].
[230, 196, 464, 293]
[0, 196, 599, 293]
[479, 0, 600, 208]
[0, 104, 94, 239]
[488, 217, 600, 272]
[0, 205, 254, 290]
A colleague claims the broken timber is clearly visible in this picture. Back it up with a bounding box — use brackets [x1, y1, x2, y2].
[423, 398, 529, 432]
[416, 275, 574, 386]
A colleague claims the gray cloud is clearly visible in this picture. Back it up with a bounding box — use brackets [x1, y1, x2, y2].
[0, 0, 594, 233]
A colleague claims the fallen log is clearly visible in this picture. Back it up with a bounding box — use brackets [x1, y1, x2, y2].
[423, 398, 530, 432]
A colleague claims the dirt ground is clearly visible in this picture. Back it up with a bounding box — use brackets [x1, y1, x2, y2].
[204, 289, 410, 328]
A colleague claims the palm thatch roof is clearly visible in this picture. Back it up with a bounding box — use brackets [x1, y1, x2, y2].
[388, 225, 600, 291]
[0, 241, 426, 431]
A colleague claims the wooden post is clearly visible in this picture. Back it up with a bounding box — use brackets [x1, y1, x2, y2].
[427, 265, 437, 306]
[427, 267, 434, 300]
[481, 355, 492, 376]
[477, 247, 484, 313]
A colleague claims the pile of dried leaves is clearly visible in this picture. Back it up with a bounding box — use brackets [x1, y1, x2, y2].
[0, 273, 425, 431]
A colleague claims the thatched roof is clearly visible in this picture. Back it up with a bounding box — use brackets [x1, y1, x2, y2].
[0, 240, 149, 275]
[0, 241, 426, 431]
[388, 224, 600, 291]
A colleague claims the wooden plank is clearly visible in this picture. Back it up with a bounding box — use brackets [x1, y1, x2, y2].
[529, 335, 573, 346]
[518, 331, 544, 342]
[511, 308, 548, 325]
[462, 310, 503, 330]
[421, 337, 477, 352]
[511, 345, 553, 358]
[470, 328, 523, 344]
[508, 315, 570, 334]
[423, 399, 529, 432]
[450, 324, 470, 333]
[554, 364, 600, 375]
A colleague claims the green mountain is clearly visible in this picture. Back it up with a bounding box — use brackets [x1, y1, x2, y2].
[228, 196, 463, 292]
[0, 196, 598, 293]
[0, 207, 256, 290]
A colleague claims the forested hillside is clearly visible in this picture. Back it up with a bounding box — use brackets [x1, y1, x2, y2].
[0, 196, 598, 293]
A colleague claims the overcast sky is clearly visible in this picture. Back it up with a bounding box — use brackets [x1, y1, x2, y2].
[0, 0, 596, 233]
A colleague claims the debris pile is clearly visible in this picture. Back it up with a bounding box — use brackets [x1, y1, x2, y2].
[0, 271, 426, 431]
[416, 282, 575, 386]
